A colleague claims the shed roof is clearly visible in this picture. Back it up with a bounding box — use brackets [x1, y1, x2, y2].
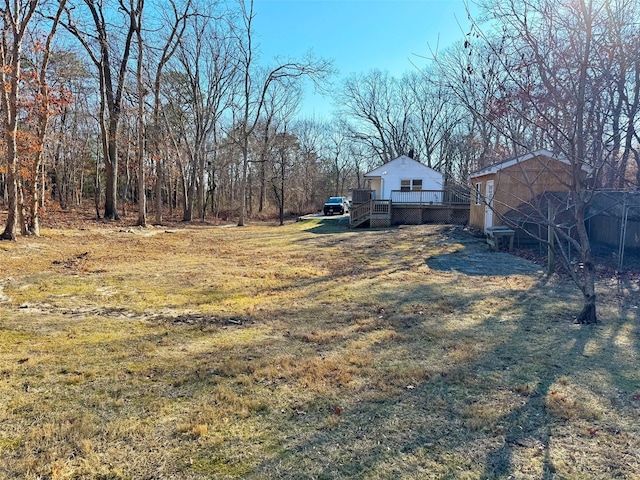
[470, 149, 566, 178]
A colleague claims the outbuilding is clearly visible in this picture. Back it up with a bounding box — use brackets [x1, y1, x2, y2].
[469, 149, 575, 232]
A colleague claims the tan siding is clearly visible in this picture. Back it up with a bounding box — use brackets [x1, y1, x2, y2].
[470, 154, 574, 230]
[494, 156, 573, 220]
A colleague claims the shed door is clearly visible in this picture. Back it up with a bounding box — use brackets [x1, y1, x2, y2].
[484, 180, 494, 231]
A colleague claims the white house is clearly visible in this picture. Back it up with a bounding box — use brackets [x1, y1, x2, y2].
[364, 155, 444, 203]
[351, 156, 468, 228]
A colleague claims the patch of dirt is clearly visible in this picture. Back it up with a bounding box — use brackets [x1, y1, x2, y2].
[440, 225, 640, 281]
[16, 303, 247, 328]
[426, 225, 544, 276]
[426, 251, 544, 276]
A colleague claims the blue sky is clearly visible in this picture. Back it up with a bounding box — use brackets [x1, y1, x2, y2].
[251, 0, 475, 118]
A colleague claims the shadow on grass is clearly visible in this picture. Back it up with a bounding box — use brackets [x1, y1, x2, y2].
[299, 217, 353, 235]
[5, 223, 638, 479]
[477, 305, 591, 479]
[247, 272, 639, 479]
[426, 250, 543, 276]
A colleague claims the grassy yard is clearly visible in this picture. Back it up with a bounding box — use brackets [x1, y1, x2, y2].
[0, 219, 639, 479]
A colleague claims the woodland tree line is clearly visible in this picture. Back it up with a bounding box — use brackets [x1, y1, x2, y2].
[1, 0, 639, 314]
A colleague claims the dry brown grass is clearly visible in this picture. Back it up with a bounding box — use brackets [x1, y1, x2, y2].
[0, 218, 639, 479]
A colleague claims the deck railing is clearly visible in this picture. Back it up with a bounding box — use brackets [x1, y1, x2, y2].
[350, 199, 391, 227]
[352, 188, 469, 206]
[445, 189, 472, 205]
[350, 201, 373, 226]
[371, 199, 391, 215]
[390, 189, 470, 206]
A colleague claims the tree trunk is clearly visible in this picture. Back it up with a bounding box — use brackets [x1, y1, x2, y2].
[279, 167, 285, 226]
[0, 0, 41, 239]
[27, 0, 65, 236]
[136, 152, 146, 226]
[1, 76, 19, 240]
[1, 171, 18, 240]
[0, 45, 17, 240]
[103, 116, 120, 220]
[574, 197, 597, 324]
[18, 181, 28, 236]
[155, 159, 163, 224]
[238, 145, 248, 226]
[168, 168, 174, 217]
[259, 160, 265, 212]
[94, 142, 102, 219]
[183, 166, 195, 222]
[137, 142, 147, 226]
[197, 150, 206, 221]
[576, 291, 597, 324]
[136, 11, 147, 228]
[28, 148, 43, 236]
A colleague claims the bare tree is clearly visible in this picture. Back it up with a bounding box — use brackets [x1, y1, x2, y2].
[290, 118, 325, 212]
[133, 0, 146, 225]
[0, 0, 39, 240]
[460, 0, 634, 323]
[47, 51, 94, 211]
[61, 0, 141, 220]
[319, 122, 353, 197]
[232, 0, 331, 226]
[405, 70, 462, 176]
[434, 39, 509, 170]
[270, 127, 298, 225]
[337, 69, 414, 165]
[144, 0, 193, 225]
[251, 79, 300, 213]
[600, 0, 640, 189]
[169, 8, 237, 221]
[13, 0, 68, 236]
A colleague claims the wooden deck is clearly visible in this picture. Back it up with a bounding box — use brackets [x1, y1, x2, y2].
[350, 189, 470, 228]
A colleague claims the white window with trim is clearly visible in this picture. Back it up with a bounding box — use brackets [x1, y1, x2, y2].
[475, 182, 482, 205]
[401, 179, 423, 191]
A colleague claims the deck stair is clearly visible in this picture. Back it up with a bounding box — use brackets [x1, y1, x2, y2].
[350, 200, 392, 228]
